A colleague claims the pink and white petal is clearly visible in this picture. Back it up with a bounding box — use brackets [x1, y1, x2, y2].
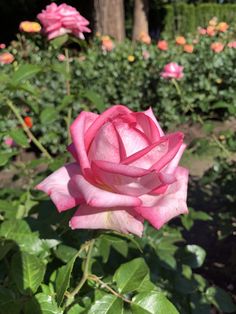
[144, 108, 165, 136]
[88, 122, 121, 163]
[163, 143, 187, 174]
[70, 112, 98, 175]
[135, 167, 189, 229]
[73, 174, 142, 207]
[122, 132, 183, 171]
[132, 112, 160, 142]
[92, 161, 163, 196]
[85, 105, 132, 151]
[35, 163, 82, 212]
[113, 120, 149, 157]
[69, 205, 144, 236]
[151, 133, 184, 171]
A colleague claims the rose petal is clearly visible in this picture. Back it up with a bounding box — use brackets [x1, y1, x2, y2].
[73, 174, 142, 207]
[133, 112, 160, 142]
[144, 107, 165, 136]
[85, 105, 132, 151]
[88, 122, 121, 163]
[163, 143, 187, 174]
[122, 132, 183, 171]
[92, 160, 163, 196]
[113, 118, 149, 157]
[70, 205, 144, 236]
[70, 111, 98, 174]
[135, 167, 189, 229]
[36, 163, 82, 212]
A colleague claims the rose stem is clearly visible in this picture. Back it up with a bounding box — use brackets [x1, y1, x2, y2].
[6, 99, 52, 160]
[65, 238, 95, 307]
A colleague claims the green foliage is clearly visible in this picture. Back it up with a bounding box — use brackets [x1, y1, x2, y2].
[163, 2, 236, 37]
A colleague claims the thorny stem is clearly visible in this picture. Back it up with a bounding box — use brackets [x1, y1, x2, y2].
[65, 238, 95, 307]
[65, 48, 72, 144]
[6, 99, 52, 160]
[88, 274, 132, 304]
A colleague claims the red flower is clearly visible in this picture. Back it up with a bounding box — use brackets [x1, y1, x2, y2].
[24, 116, 33, 128]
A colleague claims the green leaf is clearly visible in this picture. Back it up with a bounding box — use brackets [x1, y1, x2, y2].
[55, 252, 78, 306]
[0, 219, 43, 255]
[24, 293, 63, 314]
[0, 152, 17, 166]
[0, 287, 20, 314]
[206, 286, 236, 313]
[131, 292, 179, 314]
[98, 234, 128, 263]
[0, 240, 14, 260]
[113, 257, 149, 293]
[82, 89, 106, 113]
[11, 64, 41, 85]
[57, 95, 74, 112]
[11, 252, 46, 295]
[180, 245, 206, 269]
[40, 108, 58, 124]
[67, 304, 85, 314]
[88, 294, 123, 314]
[191, 211, 212, 221]
[174, 274, 198, 294]
[51, 34, 69, 48]
[9, 128, 29, 148]
[54, 244, 77, 263]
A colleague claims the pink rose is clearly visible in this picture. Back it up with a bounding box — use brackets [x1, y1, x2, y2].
[57, 54, 66, 61]
[4, 137, 15, 147]
[161, 62, 184, 80]
[142, 50, 150, 60]
[37, 2, 91, 40]
[228, 41, 236, 48]
[36, 105, 188, 236]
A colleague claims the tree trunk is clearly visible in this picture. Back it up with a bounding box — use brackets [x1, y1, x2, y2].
[132, 0, 149, 41]
[94, 0, 125, 42]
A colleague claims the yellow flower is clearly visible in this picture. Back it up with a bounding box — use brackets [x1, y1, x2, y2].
[19, 21, 41, 33]
[128, 55, 135, 62]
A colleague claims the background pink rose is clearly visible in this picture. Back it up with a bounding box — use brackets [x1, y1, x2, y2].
[37, 2, 91, 40]
[161, 62, 184, 80]
[37, 105, 188, 237]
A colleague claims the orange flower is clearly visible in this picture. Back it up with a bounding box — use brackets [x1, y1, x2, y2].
[157, 40, 168, 51]
[206, 26, 216, 37]
[24, 116, 33, 128]
[101, 38, 114, 52]
[175, 36, 186, 45]
[183, 44, 194, 53]
[217, 22, 229, 33]
[19, 21, 41, 33]
[138, 32, 151, 45]
[0, 52, 14, 64]
[211, 42, 224, 53]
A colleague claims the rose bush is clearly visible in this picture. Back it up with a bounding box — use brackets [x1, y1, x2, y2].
[37, 2, 91, 40]
[37, 105, 188, 236]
